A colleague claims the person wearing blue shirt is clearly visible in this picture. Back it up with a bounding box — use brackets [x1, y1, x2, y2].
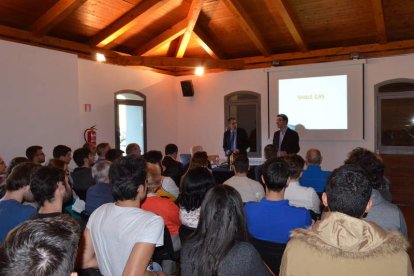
[300, 148, 331, 193]
[245, 157, 311, 243]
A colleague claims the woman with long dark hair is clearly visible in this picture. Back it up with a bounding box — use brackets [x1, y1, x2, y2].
[180, 185, 270, 276]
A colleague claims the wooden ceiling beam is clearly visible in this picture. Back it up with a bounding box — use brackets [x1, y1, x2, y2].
[134, 19, 188, 56]
[221, 0, 271, 56]
[175, 0, 204, 58]
[30, 0, 86, 35]
[89, 0, 167, 47]
[265, 0, 307, 52]
[116, 56, 244, 69]
[371, 0, 387, 44]
[193, 25, 224, 59]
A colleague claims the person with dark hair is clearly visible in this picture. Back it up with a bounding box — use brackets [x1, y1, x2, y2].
[177, 167, 215, 229]
[96, 142, 111, 161]
[53, 145, 72, 164]
[180, 185, 270, 276]
[300, 148, 331, 193]
[162, 143, 184, 186]
[0, 215, 80, 276]
[80, 156, 165, 276]
[272, 114, 300, 157]
[30, 166, 73, 219]
[105, 148, 124, 162]
[284, 155, 320, 214]
[224, 154, 264, 202]
[71, 148, 95, 200]
[245, 157, 311, 243]
[0, 157, 29, 198]
[280, 164, 413, 275]
[83, 142, 96, 159]
[144, 150, 179, 200]
[0, 156, 6, 184]
[223, 117, 249, 157]
[0, 162, 40, 242]
[25, 145, 45, 164]
[344, 147, 407, 237]
[126, 143, 141, 157]
[255, 144, 274, 183]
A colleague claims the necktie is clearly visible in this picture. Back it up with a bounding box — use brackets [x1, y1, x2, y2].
[230, 131, 235, 151]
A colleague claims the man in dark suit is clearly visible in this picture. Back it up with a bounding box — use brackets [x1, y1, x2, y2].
[223, 117, 249, 157]
[272, 114, 300, 156]
[162, 144, 183, 186]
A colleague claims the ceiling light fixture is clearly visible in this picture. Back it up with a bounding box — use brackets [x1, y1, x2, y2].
[195, 66, 204, 76]
[96, 53, 106, 62]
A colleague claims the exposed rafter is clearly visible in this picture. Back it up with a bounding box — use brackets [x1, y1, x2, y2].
[221, 0, 271, 56]
[116, 56, 244, 69]
[30, 0, 86, 35]
[174, 0, 204, 58]
[89, 0, 167, 47]
[134, 19, 188, 56]
[371, 0, 387, 44]
[265, 0, 307, 52]
[193, 32, 217, 59]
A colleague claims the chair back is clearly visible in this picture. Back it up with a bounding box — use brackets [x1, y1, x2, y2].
[153, 226, 179, 262]
[249, 236, 286, 275]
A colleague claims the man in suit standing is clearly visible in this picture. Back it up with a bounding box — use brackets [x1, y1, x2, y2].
[223, 117, 249, 157]
[273, 114, 300, 157]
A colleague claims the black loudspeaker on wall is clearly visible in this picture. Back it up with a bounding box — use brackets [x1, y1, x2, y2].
[180, 80, 194, 97]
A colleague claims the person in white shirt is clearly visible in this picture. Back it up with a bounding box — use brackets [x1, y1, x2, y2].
[284, 155, 321, 214]
[224, 155, 264, 203]
[79, 156, 165, 276]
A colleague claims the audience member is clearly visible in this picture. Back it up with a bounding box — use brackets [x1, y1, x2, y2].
[0, 157, 29, 198]
[0, 162, 39, 242]
[162, 143, 183, 186]
[181, 185, 270, 276]
[85, 160, 114, 216]
[0, 155, 6, 184]
[0, 215, 81, 276]
[224, 154, 264, 202]
[344, 147, 407, 237]
[53, 145, 72, 164]
[83, 143, 96, 158]
[96, 143, 111, 162]
[245, 157, 311, 243]
[144, 150, 179, 199]
[188, 151, 210, 171]
[105, 148, 123, 163]
[126, 143, 141, 157]
[25, 145, 45, 164]
[30, 166, 73, 219]
[255, 144, 274, 183]
[71, 148, 95, 200]
[141, 162, 181, 274]
[284, 155, 320, 214]
[280, 164, 413, 275]
[177, 167, 215, 230]
[300, 148, 331, 193]
[80, 156, 165, 276]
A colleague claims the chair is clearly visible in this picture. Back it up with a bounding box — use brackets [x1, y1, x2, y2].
[249, 236, 287, 275]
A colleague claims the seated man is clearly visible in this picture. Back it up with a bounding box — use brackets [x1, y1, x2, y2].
[0, 162, 39, 242]
[30, 166, 73, 219]
[300, 148, 331, 193]
[25, 145, 45, 164]
[80, 156, 165, 276]
[96, 143, 111, 162]
[255, 144, 274, 183]
[85, 160, 115, 215]
[245, 157, 311, 243]
[280, 164, 413, 276]
[126, 143, 141, 157]
[71, 148, 95, 200]
[53, 145, 72, 165]
[283, 155, 320, 214]
[224, 155, 264, 203]
[0, 215, 80, 276]
[162, 143, 183, 186]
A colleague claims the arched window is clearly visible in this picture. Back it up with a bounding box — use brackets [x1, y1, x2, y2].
[225, 91, 261, 157]
[375, 79, 414, 154]
[115, 91, 146, 153]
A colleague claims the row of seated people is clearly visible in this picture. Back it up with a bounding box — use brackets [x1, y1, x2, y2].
[0, 144, 411, 275]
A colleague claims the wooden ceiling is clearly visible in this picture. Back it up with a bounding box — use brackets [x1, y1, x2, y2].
[1, 0, 414, 75]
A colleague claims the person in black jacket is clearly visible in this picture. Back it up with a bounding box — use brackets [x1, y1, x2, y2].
[223, 117, 249, 157]
[272, 114, 300, 157]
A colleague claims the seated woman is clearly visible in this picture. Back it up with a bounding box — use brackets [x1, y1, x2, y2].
[177, 167, 215, 231]
[180, 185, 271, 276]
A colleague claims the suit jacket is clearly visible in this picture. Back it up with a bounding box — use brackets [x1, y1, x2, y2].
[223, 128, 249, 155]
[162, 155, 183, 186]
[272, 127, 300, 154]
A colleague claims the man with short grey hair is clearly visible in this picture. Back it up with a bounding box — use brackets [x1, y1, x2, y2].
[85, 161, 114, 215]
[300, 148, 331, 193]
[126, 143, 141, 157]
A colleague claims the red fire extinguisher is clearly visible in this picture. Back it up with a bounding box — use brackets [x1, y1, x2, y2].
[84, 125, 97, 146]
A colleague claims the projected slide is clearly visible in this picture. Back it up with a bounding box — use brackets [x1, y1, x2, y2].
[279, 75, 347, 130]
